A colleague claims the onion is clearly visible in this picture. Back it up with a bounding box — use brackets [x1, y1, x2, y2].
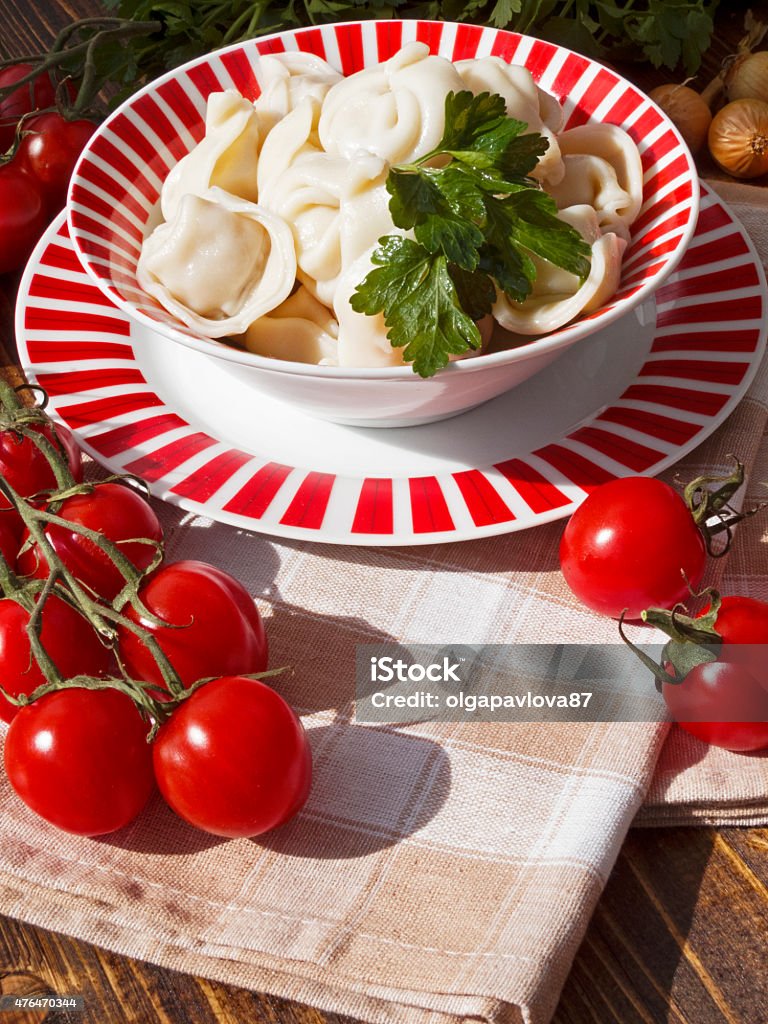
[726, 51, 768, 104]
[708, 98, 768, 179]
[648, 84, 712, 154]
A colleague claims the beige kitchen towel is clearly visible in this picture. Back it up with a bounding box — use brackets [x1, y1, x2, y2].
[0, 178, 767, 1024]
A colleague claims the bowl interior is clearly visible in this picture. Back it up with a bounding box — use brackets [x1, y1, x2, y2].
[67, 20, 699, 376]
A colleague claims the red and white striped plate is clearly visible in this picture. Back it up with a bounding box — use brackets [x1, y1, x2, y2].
[17, 185, 766, 546]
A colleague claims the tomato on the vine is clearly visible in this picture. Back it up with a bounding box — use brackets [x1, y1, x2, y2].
[662, 660, 768, 753]
[17, 113, 96, 215]
[0, 594, 112, 723]
[17, 480, 163, 601]
[0, 419, 82, 532]
[559, 476, 706, 620]
[117, 560, 268, 691]
[0, 164, 48, 275]
[0, 518, 19, 568]
[3, 686, 155, 835]
[0, 64, 57, 152]
[153, 676, 311, 838]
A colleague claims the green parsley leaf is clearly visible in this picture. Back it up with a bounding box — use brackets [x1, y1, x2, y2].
[350, 237, 482, 378]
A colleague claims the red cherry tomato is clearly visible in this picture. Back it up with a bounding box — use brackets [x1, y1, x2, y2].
[701, 595, 768, 683]
[0, 64, 57, 151]
[662, 660, 768, 752]
[17, 113, 96, 214]
[0, 593, 113, 723]
[153, 676, 311, 837]
[559, 476, 706, 620]
[117, 560, 268, 691]
[4, 686, 154, 835]
[0, 163, 48, 274]
[17, 481, 163, 602]
[0, 419, 82, 532]
[0, 517, 19, 568]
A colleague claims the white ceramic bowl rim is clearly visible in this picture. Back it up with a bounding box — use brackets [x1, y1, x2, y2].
[67, 19, 701, 381]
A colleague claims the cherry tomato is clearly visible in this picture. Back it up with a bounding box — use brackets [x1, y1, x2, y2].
[17, 113, 96, 214]
[153, 676, 311, 837]
[662, 660, 768, 752]
[559, 476, 706, 620]
[4, 686, 154, 835]
[702, 595, 768, 683]
[17, 481, 163, 602]
[117, 560, 268, 691]
[0, 419, 82, 532]
[0, 64, 57, 152]
[0, 593, 112, 723]
[0, 163, 48, 274]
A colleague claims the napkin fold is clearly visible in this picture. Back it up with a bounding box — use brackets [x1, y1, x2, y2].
[1, 180, 767, 1024]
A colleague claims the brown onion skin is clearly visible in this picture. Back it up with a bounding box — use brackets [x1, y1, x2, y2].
[708, 98, 768, 179]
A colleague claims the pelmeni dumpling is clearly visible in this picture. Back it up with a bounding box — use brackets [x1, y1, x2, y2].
[492, 205, 626, 335]
[160, 91, 260, 222]
[318, 41, 465, 164]
[455, 56, 565, 185]
[261, 143, 390, 307]
[254, 51, 342, 138]
[333, 247, 406, 368]
[241, 285, 338, 363]
[137, 187, 296, 337]
[256, 96, 322, 197]
[548, 125, 644, 240]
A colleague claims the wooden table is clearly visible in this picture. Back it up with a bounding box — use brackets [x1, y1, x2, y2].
[1, 3, 767, 1022]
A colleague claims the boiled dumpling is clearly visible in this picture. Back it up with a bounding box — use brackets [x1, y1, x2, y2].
[254, 51, 342, 138]
[318, 41, 465, 164]
[241, 285, 339, 363]
[160, 91, 260, 222]
[137, 187, 296, 337]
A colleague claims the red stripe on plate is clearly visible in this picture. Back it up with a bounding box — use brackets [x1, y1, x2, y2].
[628, 105, 664, 147]
[294, 27, 327, 58]
[337, 22, 364, 76]
[451, 24, 483, 61]
[639, 359, 750, 385]
[655, 264, 760, 304]
[280, 471, 335, 529]
[88, 412, 188, 458]
[376, 21, 404, 60]
[75, 189, 143, 250]
[416, 21, 445, 52]
[35, 367, 146, 395]
[624, 234, 685, 271]
[494, 458, 571, 514]
[59, 392, 162, 428]
[678, 233, 750, 270]
[223, 462, 294, 518]
[694, 202, 733, 235]
[597, 406, 701, 445]
[68, 209, 139, 263]
[172, 449, 253, 502]
[124, 432, 218, 481]
[631, 207, 692, 250]
[643, 153, 690, 199]
[621, 383, 730, 415]
[186, 62, 224, 100]
[409, 476, 455, 533]
[255, 36, 286, 56]
[523, 39, 557, 82]
[108, 109, 172, 179]
[28, 275, 113, 306]
[569, 426, 663, 472]
[77, 160, 150, 229]
[549, 52, 589, 103]
[534, 444, 616, 492]
[564, 68, 615, 129]
[24, 307, 131, 336]
[452, 470, 514, 527]
[651, 329, 761, 354]
[84, 134, 159, 206]
[656, 295, 763, 330]
[39, 243, 84, 272]
[352, 478, 394, 535]
[25, 340, 134, 363]
[156, 78, 205, 140]
[131, 92, 189, 162]
[490, 31, 522, 62]
[621, 259, 668, 290]
[220, 49, 260, 101]
[603, 87, 642, 127]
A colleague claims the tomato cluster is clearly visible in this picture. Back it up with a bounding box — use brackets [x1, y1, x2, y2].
[0, 400, 311, 838]
[0, 63, 96, 274]
[559, 472, 768, 753]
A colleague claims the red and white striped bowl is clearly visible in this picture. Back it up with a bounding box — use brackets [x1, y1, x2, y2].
[67, 20, 699, 427]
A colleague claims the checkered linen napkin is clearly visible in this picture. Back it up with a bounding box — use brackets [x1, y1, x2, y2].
[1, 181, 767, 1024]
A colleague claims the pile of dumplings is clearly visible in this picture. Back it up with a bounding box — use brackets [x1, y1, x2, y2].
[137, 42, 644, 370]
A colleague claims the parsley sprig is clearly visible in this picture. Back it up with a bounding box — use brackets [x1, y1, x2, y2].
[351, 90, 592, 378]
